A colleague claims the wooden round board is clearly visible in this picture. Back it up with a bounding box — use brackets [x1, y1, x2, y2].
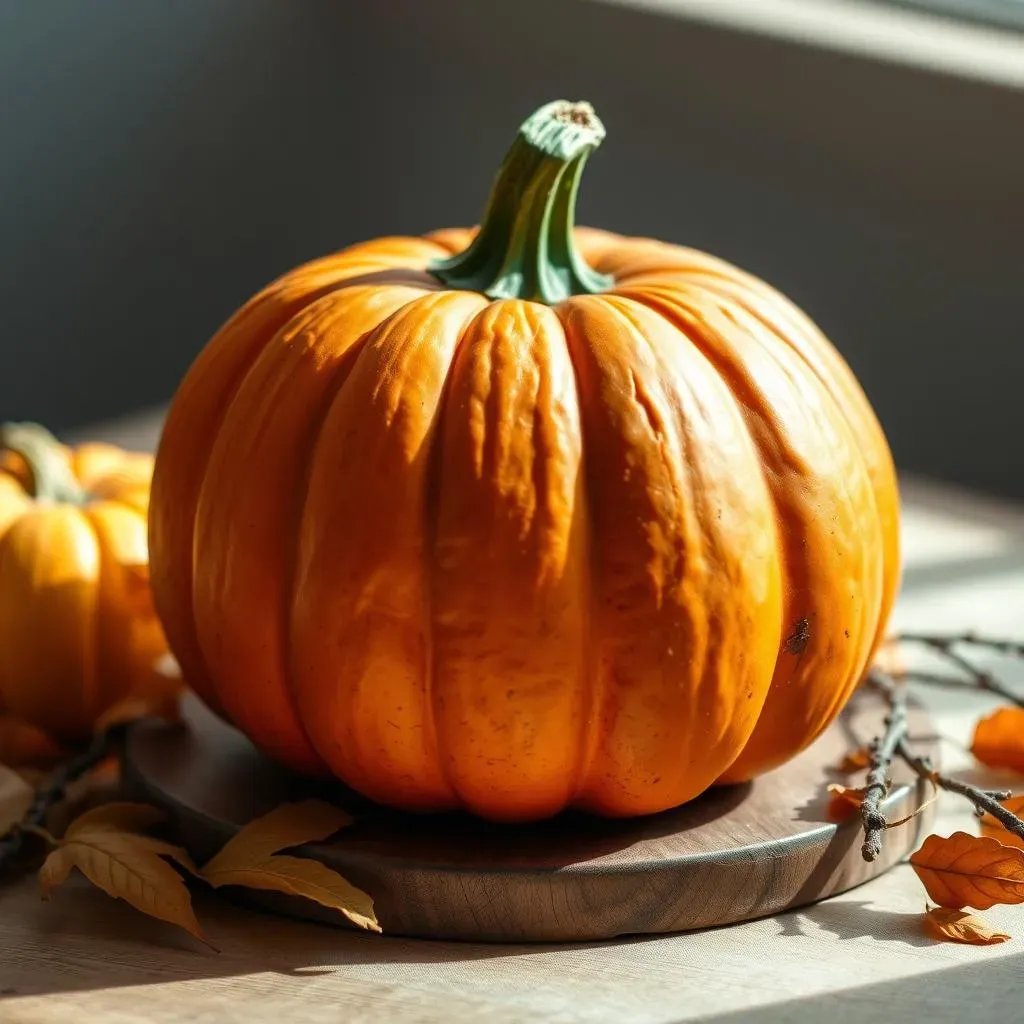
[123, 691, 937, 943]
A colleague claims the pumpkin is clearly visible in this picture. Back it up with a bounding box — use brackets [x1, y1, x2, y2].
[149, 100, 900, 822]
[0, 423, 171, 749]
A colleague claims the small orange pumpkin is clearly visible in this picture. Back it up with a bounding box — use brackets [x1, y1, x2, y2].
[0, 423, 172, 752]
[149, 101, 900, 821]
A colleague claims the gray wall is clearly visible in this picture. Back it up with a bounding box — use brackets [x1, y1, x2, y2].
[1, 0, 1022, 497]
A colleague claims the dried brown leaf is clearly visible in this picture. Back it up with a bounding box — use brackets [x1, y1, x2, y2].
[61, 803, 199, 874]
[923, 905, 1011, 945]
[204, 799, 353, 862]
[826, 783, 871, 822]
[202, 799, 378, 933]
[40, 802, 210, 947]
[0, 715, 67, 769]
[0, 764, 33, 834]
[910, 831, 1024, 910]
[834, 747, 872, 774]
[980, 795, 1024, 850]
[971, 707, 1024, 774]
[63, 802, 167, 836]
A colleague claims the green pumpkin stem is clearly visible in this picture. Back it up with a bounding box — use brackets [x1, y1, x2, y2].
[430, 100, 613, 304]
[0, 422, 86, 505]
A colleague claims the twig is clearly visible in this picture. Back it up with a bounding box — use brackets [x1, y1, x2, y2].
[858, 637, 1024, 857]
[895, 738, 1024, 845]
[896, 670, 988, 693]
[0, 726, 122, 871]
[861, 670, 908, 862]
[898, 632, 1024, 659]
[895, 632, 1024, 708]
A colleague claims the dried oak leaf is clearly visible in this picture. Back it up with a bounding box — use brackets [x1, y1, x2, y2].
[923, 906, 1011, 945]
[971, 708, 1024, 774]
[980, 795, 1024, 850]
[39, 802, 209, 947]
[0, 764, 33, 834]
[834, 747, 872, 774]
[201, 799, 380, 933]
[910, 831, 1024, 910]
[826, 783, 870, 822]
[0, 715, 68, 769]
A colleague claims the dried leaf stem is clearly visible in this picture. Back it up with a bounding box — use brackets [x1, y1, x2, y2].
[0, 726, 120, 871]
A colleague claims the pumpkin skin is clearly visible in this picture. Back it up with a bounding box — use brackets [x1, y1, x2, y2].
[149, 102, 899, 822]
[0, 427, 171, 747]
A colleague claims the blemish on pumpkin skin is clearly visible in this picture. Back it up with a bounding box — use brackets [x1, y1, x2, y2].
[783, 617, 811, 656]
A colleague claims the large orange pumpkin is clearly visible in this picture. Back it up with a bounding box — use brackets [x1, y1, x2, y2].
[149, 101, 900, 822]
[0, 423, 171, 748]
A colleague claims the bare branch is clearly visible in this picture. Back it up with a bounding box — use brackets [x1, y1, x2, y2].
[861, 671, 908, 861]
[0, 727, 121, 871]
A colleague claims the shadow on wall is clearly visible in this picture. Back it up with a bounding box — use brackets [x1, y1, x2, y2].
[2, 0, 1023, 497]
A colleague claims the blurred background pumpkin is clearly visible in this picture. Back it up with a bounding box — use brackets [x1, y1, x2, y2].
[0, 423, 176, 764]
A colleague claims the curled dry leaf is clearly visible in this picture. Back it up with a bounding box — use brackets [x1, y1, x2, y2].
[0, 764, 33, 834]
[972, 707, 1024, 774]
[202, 799, 379, 934]
[0, 715, 68, 769]
[826, 783, 871, 822]
[910, 831, 1024, 910]
[39, 802, 210, 948]
[923, 905, 1011, 945]
[980, 795, 1024, 851]
[834, 747, 872, 774]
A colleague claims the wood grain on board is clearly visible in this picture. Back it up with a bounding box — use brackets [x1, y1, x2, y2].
[122, 690, 938, 942]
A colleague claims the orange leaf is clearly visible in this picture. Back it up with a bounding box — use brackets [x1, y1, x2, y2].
[834, 747, 872, 773]
[39, 802, 210, 948]
[201, 799, 379, 933]
[0, 764, 33, 834]
[971, 707, 1024, 774]
[923, 905, 1011, 945]
[826, 783, 870, 822]
[979, 794, 1024, 851]
[0, 715, 68, 769]
[910, 831, 1024, 910]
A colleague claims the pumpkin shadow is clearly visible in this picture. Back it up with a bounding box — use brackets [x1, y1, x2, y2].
[331, 782, 754, 870]
[126, 696, 752, 872]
